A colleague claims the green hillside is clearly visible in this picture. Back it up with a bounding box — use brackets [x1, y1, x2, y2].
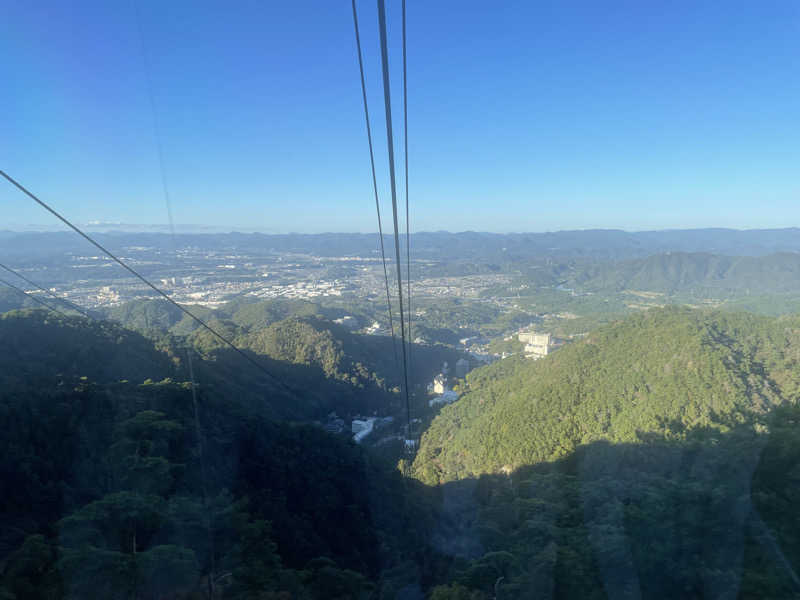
[61, 297, 465, 421]
[0, 305, 460, 427]
[0, 309, 177, 387]
[418, 410, 800, 599]
[104, 297, 370, 337]
[105, 299, 189, 333]
[574, 252, 800, 295]
[410, 307, 800, 598]
[0, 310, 438, 599]
[4, 307, 800, 598]
[413, 307, 800, 485]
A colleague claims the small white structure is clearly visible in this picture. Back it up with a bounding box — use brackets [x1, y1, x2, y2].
[428, 373, 447, 395]
[351, 418, 376, 443]
[334, 315, 359, 330]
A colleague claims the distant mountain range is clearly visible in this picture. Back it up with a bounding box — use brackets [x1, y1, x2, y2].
[571, 251, 800, 294]
[2, 228, 800, 260]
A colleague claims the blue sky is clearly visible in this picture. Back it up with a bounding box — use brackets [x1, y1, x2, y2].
[3, 0, 800, 233]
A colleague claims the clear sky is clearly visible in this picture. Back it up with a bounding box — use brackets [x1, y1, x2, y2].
[3, 1, 800, 233]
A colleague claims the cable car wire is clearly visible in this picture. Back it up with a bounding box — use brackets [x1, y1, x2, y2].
[351, 0, 400, 370]
[376, 0, 412, 434]
[401, 0, 413, 399]
[0, 169, 293, 394]
[0, 274, 69, 317]
[0, 261, 93, 319]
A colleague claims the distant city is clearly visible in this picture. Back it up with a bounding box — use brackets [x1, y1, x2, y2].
[5, 227, 800, 369]
[11, 245, 510, 310]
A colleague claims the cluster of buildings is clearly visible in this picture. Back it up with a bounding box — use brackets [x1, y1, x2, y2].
[427, 359, 471, 408]
[248, 279, 349, 300]
[95, 285, 120, 304]
[411, 274, 512, 299]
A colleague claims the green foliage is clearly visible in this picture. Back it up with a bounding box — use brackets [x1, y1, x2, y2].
[99, 298, 466, 422]
[0, 310, 435, 598]
[105, 299, 186, 333]
[412, 298, 536, 341]
[0, 309, 176, 387]
[417, 414, 800, 599]
[414, 307, 800, 484]
[574, 252, 800, 295]
[486, 336, 524, 356]
[7, 305, 800, 599]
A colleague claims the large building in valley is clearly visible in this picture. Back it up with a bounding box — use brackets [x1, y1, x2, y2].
[518, 332, 552, 359]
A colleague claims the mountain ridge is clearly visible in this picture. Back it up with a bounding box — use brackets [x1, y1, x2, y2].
[3, 228, 800, 261]
[413, 307, 800, 484]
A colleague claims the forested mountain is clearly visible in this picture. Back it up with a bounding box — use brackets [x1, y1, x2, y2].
[4, 228, 800, 262]
[103, 298, 462, 420]
[4, 307, 800, 598]
[0, 310, 177, 386]
[0, 308, 448, 599]
[0, 288, 89, 317]
[1, 305, 460, 424]
[572, 252, 800, 294]
[408, 308, 800, 598]
[0, 288, 46, 313]
[413, 307, 800, 484]
[104, 298, 328, 336]
[105, 299, 191, 333]
[416, 410, 800, 599]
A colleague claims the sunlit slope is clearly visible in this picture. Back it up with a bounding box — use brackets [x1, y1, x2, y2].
[413, 307, 800, 484]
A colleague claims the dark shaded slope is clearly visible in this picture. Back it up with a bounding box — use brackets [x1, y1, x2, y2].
[0, 312, 437, 599]
[0, 309, 176, 387]
[420, 410, 800, 599]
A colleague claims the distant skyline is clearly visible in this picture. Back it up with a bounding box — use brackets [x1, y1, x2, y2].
[3, 1, 800, 233]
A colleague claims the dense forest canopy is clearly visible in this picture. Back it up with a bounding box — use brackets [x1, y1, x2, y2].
[3, 305, 800, 598]
[0, 308, 443, 599]
[571, 252, 800, 295]
[413, 307, 800, 485]
[14, 297, 463, 423]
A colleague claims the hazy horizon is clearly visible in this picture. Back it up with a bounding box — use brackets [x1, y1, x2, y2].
[4, 223, 800, 236]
